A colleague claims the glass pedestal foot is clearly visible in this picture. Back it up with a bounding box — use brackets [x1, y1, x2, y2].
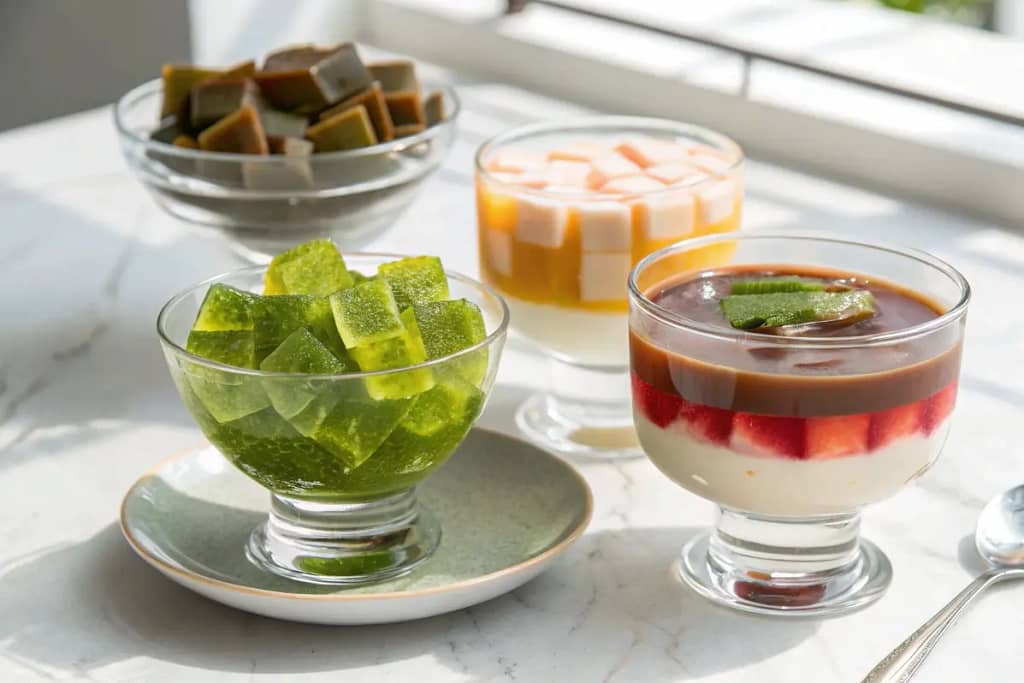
[515, 357, 642, 459]
[246, 488, 440, 585]
[677, 509, 892, 616]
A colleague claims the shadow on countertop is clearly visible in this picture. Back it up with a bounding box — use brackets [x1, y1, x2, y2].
[0, 521, 817, 679]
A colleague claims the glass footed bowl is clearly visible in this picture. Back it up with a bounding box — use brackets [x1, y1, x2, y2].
[158, 254, 508, 585]
[116, 79, 459, 263]
[628, 233, 969, 616]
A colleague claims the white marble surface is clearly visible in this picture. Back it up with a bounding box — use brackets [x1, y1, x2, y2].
[1, 77, 1023, 682]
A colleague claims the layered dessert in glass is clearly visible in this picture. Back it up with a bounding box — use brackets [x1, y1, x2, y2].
[628, 234, 968, 614]
[476, 117, 743, 457]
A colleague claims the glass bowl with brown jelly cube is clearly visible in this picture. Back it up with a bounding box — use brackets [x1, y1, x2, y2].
[114, 44, 458, 262]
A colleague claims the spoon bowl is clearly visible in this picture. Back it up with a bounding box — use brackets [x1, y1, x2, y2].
[976, 483, 1024, 568]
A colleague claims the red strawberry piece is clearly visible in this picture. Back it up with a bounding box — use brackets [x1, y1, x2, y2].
[806, 414, 870, 459]
[679, 398, 733, 445]
[731, 413, 806, 459]
[630, 374, 682, 428]
[921, 382, 958, 435]
[868, 403, 920, 450]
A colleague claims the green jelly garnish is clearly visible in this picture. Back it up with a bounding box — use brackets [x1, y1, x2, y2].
[193, 284, 255, 332]
[378, 256, 449, 312]
[730, 277, 826, 295]
[264, 239, 354, 296]
[720, 290, 875, 330]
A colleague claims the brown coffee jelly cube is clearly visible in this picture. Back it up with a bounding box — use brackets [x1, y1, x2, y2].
[254, 43, 371, 111]
[319, 81, 394, 142]
[305, 104, 377, 152]
[190, 78, 260, 130]
[424, 91, 444, 126]
[368, 60, 419, 93]
[197, 105, 269, 154]
[160, 64, 222, 117]
[260, 109, 309, 139]
[384, 91, 425, 127]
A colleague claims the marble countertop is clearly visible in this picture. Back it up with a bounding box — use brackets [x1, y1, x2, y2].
[1, 79, 1022, 682]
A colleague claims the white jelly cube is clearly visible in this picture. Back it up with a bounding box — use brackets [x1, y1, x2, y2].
[600, 175, 665, 195]
[489, 171, 548, 189]
[486, 147, 547, 173]
[699, 179, 737, 224]
[641, 191, 696, 240]
[645, 162, 703, 185]
[514, 195, 568, 247]
[580, 252, 632, 302]
[588, 154, 642, 187]
[546, 160, 592, 188]
[483, 229, 512, 276]
[579, 201, 632, 252]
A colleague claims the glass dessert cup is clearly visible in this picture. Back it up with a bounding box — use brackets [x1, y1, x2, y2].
[115, 80, 459, 263]
[157, 255, 508, 585]
[628, 234, 969, 615]
[475, 117, 743, 459]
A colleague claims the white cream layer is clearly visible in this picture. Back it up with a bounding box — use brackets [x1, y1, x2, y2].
[636, 411, 950, 516]
[505, 295, 627, 366]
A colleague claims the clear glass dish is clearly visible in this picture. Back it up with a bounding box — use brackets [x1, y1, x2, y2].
[158, 254, 508, 585]
[475, 116, 743, 459]
[628, 233, 969, 615]
[116, 80, 459, 262]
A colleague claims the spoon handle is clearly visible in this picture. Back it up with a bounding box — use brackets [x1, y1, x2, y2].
[861, 568, 1010, 682]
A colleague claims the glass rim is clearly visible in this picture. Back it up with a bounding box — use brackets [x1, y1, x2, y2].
[473, 116, 744, 200]
[627, 232, 971, 348]
[156, 253, 510, 379]
[114, 78, 461, 164]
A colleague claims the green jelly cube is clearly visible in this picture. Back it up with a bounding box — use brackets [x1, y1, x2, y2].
[351, 308, 434, 400]
[329, 278, 404, 349]
[311, 396, 413, 470]
[184, 330, 269, 422]
[412, 299, 487, 385]
[371, 378, 484, 475]
[259, 328, 348, 425]
[252, 294, 354, 364]
[349, 271, 374, 284]
[264, 239, 354, 296]
[377, 256, 449, 311]
[186, 329, 257, 367]
[193, 284, 255, 332]
[730, 277, 826, 295]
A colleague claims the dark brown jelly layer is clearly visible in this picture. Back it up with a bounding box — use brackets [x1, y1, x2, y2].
[630, 265, 963, 417]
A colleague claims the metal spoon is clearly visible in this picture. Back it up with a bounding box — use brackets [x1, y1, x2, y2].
[862, 484, 1024, 682]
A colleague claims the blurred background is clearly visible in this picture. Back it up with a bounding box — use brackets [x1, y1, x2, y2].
[2, 0, 1023, 131]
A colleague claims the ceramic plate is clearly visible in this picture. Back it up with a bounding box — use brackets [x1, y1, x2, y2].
[120, 428, 592, 625]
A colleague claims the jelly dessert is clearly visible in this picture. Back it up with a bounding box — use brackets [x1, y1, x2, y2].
[628, 234, 969, 615]
[476, 119, 742, 458]
[172, 239, 491, 501]
[151, 44, 447, 160]
[631, 267, 960, 516]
